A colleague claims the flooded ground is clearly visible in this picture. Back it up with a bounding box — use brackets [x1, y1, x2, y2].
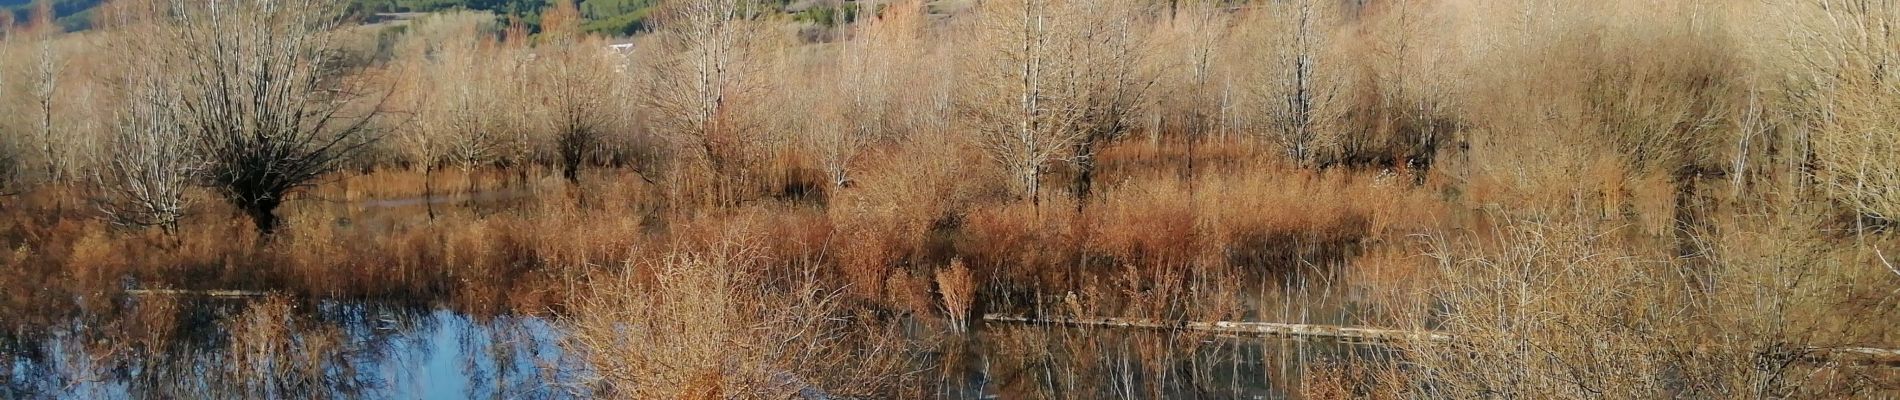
[4, 298, 588, 399]
[0, 178, 1390, 399]
[2, 294, 1371, 399]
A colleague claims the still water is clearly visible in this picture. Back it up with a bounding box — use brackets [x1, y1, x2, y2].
[4, 296, 1366, 399]
[5, 299, 588, 399]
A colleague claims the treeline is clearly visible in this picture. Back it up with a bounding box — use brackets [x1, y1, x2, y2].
[3, 0, 1898, 240]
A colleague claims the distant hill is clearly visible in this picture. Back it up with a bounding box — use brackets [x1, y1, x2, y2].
[351, 0, 668, 35]
[4, 0, 104, 31]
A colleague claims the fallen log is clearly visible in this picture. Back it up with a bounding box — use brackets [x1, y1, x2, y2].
[982, 314, 1449, 343]
[982, 314, 1900, 366]
[125, 289, 271, 298]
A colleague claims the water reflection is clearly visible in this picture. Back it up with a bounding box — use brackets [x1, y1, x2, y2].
[957, 326, 1379, 399]
[3, 298, 588, 399]
[4, 294, 1371, 399]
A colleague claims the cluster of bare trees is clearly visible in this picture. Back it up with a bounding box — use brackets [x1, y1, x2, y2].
[1787, 0, 1900, 225]
[58, 0, 390, 235]
[804, 0, 929, 189]
[0, 0, 1451, 231]
[395, 12, 515, 217]
[637, 0, 781, 202]
[0, 3, 79, 195]
[92, 66, 200, 232]
[536, 0, 629, 187]
[20, 0, 1893, 242]
[958, 0, 1154, 206]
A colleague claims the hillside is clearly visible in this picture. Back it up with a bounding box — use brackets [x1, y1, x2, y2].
[3, 0, 102, 31]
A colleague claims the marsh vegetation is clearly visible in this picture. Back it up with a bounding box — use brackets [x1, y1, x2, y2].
[3, 0, 1900, 398]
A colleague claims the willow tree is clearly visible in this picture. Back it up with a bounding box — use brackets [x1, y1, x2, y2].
[142, 0, 386, 235]
[639, 0, 776, 201]
[398, 13, 507, 217]
[806, 1, 928, 189]
[534, 0, 623, 187]
[1252, 0, 1341, 166]
[94, 67, 200, 233]
[960, 0, 1150, 207]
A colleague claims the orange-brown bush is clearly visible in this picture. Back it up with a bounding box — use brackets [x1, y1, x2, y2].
[562, 229, 926, 399]
[826, 132, 988, 300]
[1361, 211, 1900, 398]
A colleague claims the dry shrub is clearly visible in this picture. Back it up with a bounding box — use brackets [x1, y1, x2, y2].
[936, 258, 974, 332]
[1093, 162, 1440, 272]
[827, 132, 985, 300]
[1087, 176, 1200, 267]
[64, 228, 126, 292]
[563, 234, 924, 399]
[958, 196, 1083, 288]
[1385, 213, 1900, 398]
[246, 180, 653, 312]
[883, 267, 937, 317]
[1443, 0, 1757, 235]
[219, 296, 343, 398]
[1299, 361, 1408, 400]
[957, 147, 1447, 300]
[1778, 1, 1900, 225]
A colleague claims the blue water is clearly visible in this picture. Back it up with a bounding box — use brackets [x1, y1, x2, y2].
[3, 302, 590, 399]
[3, 297, 1336, 399]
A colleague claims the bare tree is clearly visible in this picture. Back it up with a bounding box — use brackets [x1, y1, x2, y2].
[1066, 0, 1153, 205]
[640, 0, 774, 199]
[806, 1, 927, 189]
[437, 40, 512, 193]
[1362, 0, 1457, 174]
[1153, 3, 1232, 189]
[23, 2, 69, 186]
[960, 0, 1144, 206]
[395, 14, 506, 218]
[534, 0, 623, 187]
[1248, 0, 1340, 166]
[391, 54, 446, 219]
[1788, 0, 1900, 225]
[30, 37, 63, 183]
[139, 0, 387, 235]
[93, 68, 200, 233]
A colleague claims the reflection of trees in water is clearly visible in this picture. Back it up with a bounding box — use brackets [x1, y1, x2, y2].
[2, 297, 586, 398]
[1, 293, 1365, 399]
[971, 326, 1377, 399]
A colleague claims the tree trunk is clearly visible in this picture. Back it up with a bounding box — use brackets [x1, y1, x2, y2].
[1024, 164, 1042, 208]
[244, 200, 283, 238]
[560, 128, 588, 188]
[424, 164, 437, 220]
[1073, 139, 1099, 212]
